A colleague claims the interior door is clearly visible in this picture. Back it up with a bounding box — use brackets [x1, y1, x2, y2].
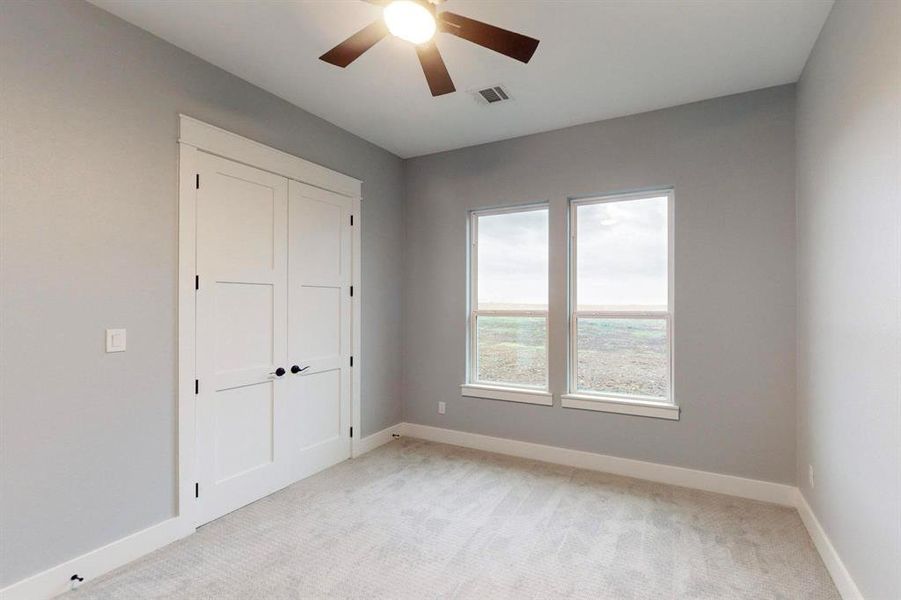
[285, 180, 353, 481]
[195, 152, 289, 524]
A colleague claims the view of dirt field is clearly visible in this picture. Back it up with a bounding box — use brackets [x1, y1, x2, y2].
[476, 316, 667, 398]
[476, 316, 548, 388]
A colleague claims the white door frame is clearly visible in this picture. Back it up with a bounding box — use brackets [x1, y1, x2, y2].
[177, 115, 362, 528]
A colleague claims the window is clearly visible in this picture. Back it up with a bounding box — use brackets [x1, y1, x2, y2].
[461, 191, 676, 419]
[462, 205, 552, 405]
[563, 190, 676, 419]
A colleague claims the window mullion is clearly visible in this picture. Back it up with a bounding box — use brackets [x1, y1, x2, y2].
[574, 310, 669, 319]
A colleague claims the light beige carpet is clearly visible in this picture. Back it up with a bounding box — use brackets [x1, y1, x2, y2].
[69, 438, 839, 599]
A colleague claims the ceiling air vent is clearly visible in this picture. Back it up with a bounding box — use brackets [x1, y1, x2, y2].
[473, 85, 512, 105]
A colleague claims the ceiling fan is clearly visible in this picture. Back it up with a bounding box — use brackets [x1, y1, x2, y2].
[319, 0, 540, 97]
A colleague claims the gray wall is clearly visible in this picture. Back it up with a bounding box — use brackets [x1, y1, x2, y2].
[403, 85, 797, 484]
[7, 0, 897, 593]
[795, 1, 901, 597]
[0, 0, 403, 586]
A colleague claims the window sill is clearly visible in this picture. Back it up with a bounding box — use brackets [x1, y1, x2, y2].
[461, 384, 553, 406]
[561, 393, 679, 420]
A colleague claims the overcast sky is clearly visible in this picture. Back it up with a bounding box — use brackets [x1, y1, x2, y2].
[476, 196, 667, 310]
[477, 208, 549, 308]
[576, 196, 667, 309]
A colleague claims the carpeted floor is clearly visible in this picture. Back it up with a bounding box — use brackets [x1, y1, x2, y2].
[69, 438, 839, 599]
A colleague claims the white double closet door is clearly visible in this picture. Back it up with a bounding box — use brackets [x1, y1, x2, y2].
[195, 152, 353, 525]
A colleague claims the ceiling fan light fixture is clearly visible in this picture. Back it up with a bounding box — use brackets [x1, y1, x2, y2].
[383, 1, 436, 45]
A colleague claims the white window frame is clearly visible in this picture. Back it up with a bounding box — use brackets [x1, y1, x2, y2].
[461, 203, 552, 406]
[562, 189, 679, 420]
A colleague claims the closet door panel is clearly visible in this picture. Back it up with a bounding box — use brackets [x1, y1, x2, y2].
[285, 180, 353, 480]
[194, 152, 288, 525]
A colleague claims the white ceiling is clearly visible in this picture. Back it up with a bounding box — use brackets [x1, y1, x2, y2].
[90, 0, 833, 158]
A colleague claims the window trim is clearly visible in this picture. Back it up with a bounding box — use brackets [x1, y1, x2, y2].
[461, 384, 553, 406]
[465, 203, 551, 401]
[566, 189, 678, 419]
[559, 393, 679, 419]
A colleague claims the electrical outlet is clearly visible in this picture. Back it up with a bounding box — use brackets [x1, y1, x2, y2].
[808, 464, 815, 489]
[438, 401, 446, 415]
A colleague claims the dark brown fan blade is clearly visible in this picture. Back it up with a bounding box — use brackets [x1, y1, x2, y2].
[319, 20, 389, 68]
[438, 11, 539, 63]
[415, 42, 455, 96]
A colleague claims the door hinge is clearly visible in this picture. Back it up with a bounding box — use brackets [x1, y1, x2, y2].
[195, 379, 199, 394]
[350, 356, 353, 367]
[195, 174, 200, 189]
[195, 482, 199, 498]
[350, 286, 353, 297]
[195, 275, 199, 290]
[350, 426, 353, 438]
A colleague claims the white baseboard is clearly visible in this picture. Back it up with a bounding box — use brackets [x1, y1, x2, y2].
[352, 422, 403, 458]
[795, 491, 863, 600]
[399, 423, 869, 598]
[400, 423, 797, 506]
[2, 422, 407, 600]
[0, 517, 191, 600]
[2, 424, 861, 600]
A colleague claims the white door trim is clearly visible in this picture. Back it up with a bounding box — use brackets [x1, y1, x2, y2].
[350, 195, 363, 456]
[177, 115, 362, 529]
[179, 115, 361, 198]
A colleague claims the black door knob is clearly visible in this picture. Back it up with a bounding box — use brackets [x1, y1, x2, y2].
[291, 365, 310, 374]
[272, 367, 286, 377]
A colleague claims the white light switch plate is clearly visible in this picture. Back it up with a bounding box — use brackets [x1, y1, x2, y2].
[438, 401, 446, 415]
[106, 329, 126, 352]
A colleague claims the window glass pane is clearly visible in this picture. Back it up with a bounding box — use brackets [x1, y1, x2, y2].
[576, 318, 667, 398]
[476, 315, 546, 388]
[576, 196, 667, 311]
[477, 208, 548, 310]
